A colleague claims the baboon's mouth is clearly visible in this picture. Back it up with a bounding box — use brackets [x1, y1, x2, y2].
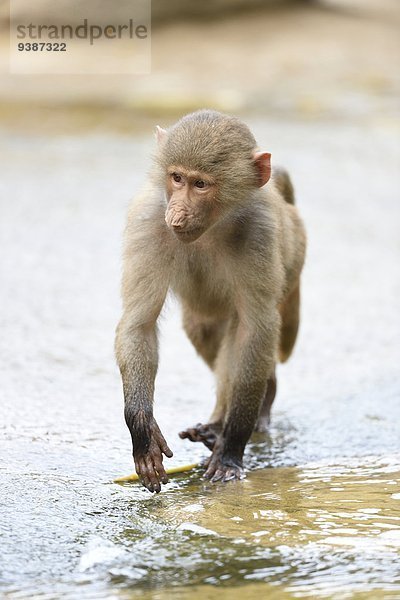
[173, 227, 204, 243]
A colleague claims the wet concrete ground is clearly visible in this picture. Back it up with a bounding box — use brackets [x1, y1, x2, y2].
[0, 117, 399, 598]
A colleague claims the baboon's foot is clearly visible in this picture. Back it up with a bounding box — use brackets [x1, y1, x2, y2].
[179, 422, 222, 450]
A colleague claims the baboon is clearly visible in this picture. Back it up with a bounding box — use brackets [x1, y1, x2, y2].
[115, 110, 306, 493]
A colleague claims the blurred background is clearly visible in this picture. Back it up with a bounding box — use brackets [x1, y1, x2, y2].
[0, 0, 399, 130]
[1, 1, 400, 599]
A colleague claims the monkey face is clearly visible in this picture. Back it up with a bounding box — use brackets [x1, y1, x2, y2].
[164, 167, 219, 244]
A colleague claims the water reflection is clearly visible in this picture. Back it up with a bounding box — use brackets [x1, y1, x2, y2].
[82, 454, 400, 599]
[2, 452, 399, 598]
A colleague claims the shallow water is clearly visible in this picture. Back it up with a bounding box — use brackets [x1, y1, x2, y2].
[1, 119, 399, 598]
[2, 453, 400, 599]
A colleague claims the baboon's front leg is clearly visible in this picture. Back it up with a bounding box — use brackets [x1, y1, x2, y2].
[204, 311, 279, 482]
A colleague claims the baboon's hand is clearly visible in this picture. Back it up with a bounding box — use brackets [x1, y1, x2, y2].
[133, 418, 173, 493]
[203, 443, 244, 483]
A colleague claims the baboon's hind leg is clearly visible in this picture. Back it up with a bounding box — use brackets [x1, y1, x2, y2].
[254, 370, 277, 432]
[182, 305, 226, 370]
[253, 282, 300, 432]
[180, 305, 227, 449]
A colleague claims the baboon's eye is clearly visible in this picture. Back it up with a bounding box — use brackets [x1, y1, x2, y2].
[172, 173, 182, 183]
[194, 180, 205, 189]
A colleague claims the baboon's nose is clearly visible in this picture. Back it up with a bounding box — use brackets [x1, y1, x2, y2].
[172, 223, 185, 231]
[165, 211, 187, 230]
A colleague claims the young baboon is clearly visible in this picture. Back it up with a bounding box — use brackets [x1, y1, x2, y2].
[115, 110, 306, 493]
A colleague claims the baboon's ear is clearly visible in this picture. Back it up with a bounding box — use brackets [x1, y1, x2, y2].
[155, 126, 168, 146]
[253, 152, 271, 187]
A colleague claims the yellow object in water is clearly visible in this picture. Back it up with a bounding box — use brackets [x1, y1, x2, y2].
[114, 463, 199, 484]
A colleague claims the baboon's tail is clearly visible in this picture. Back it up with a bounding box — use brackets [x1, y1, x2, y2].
[273, 167, 295, 205]
[279, 283, 300, 363]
